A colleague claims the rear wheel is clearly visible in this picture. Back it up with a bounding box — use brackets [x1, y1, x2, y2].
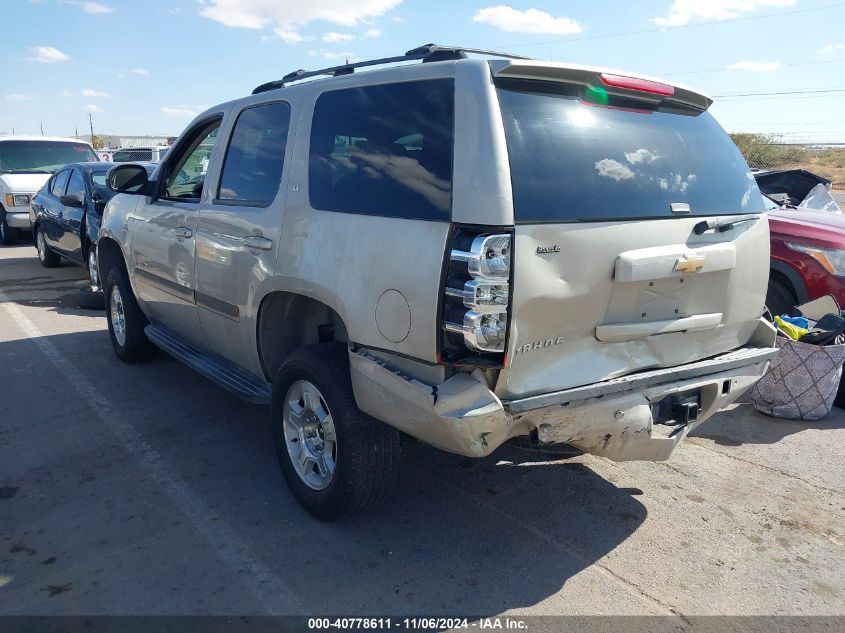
[1, 211, 19, 246]
[104, 266, 158, 363]
[766, 278, 797, 319]
[35, 226, 60, 267]
[271, 343, 400, 521]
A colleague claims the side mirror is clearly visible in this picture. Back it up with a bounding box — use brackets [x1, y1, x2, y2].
[60, 192, 84, 208]
[108, 164, 151, 194]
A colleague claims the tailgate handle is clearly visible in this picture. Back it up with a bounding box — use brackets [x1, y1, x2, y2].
[595, 313, 723, 343]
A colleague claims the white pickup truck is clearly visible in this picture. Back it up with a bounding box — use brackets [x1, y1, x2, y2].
[0, 136, 99, 244]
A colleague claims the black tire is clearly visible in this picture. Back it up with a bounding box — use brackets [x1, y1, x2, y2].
[271, 343, 400, 521]
[76, 286, 105, 311]
[104, 266, 158, 363]
[1, 210, 19, 246]
[766, 278, 797, 319]
[35, 225, 60, 267]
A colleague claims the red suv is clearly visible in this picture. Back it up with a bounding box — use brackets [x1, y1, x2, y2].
[757, 170, 845, 315]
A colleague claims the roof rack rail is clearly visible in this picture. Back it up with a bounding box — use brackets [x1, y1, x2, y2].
[252, 43, 532, 94]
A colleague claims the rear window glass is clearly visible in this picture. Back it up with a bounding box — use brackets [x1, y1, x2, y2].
[309, 79, 454, 221]
[496, 80, 766, 223]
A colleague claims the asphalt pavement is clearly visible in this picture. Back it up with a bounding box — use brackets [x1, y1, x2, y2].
[0, 243, 843, 617]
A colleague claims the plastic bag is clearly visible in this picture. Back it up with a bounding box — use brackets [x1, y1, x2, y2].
[749, 337, 845, 420]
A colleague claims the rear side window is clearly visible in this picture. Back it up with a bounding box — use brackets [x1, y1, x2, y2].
[309, 78, 454, 221]
[218, 101, 290, 206]
[51, 170, 70, 196]
[497, 80, 766, 223]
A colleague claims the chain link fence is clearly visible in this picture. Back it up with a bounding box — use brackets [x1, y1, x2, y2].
[731, 133, 845, 191]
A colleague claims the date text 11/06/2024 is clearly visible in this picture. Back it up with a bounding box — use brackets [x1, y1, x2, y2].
[307, 618, 528, 630]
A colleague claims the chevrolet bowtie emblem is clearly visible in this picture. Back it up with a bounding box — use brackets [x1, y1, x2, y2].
[674, 255, 706, 274]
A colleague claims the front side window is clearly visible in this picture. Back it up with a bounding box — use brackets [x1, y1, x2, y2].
[218, 102, 291, 206]
[164, 120, 221, 201]
[51, 170, 70, 196]
[66, 169, 86, 199]
[308, 79, 455, 221]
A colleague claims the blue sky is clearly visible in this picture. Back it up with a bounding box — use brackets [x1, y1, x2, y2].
[3, 0, 845, 142]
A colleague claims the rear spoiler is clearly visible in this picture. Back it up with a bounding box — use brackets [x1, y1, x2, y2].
[489, 60, 713, 112]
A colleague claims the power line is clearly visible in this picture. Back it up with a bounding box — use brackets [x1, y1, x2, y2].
[714, 88, 845, 97]
[496, 2, 845, 50]
[662, 57, 845, 77]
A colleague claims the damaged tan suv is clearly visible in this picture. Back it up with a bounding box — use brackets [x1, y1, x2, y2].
[98, 44, 778, 520]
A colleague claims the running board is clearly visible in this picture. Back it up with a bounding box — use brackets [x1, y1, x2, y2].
[144, 323, 271, 405]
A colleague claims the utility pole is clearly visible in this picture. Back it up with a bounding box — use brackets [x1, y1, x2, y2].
[75, 126, 78, 139]
[88, 113, 95, 148]
[40, 121, 44, 135]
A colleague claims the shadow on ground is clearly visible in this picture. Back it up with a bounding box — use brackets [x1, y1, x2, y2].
[0, 328, 649, 615]
[690, 401, 845, 447]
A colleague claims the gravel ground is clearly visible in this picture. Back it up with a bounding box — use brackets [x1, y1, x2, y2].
[0, 243, 843, 618]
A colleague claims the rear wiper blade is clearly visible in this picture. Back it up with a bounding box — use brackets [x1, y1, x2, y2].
[693, 216, 759, 235]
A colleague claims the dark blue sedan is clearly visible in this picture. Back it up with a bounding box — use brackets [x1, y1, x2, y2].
[30, 162, 154, 288]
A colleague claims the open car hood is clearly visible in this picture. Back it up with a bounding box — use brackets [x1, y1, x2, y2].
[753, 169, 841, 213]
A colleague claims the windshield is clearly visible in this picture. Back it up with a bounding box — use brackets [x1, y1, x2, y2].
[0, 140, 99, 173]
[496, 79, 767, 223]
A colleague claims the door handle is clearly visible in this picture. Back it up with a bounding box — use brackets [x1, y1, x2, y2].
[173, 226, 193, 239]
[242, 235, 273, 251]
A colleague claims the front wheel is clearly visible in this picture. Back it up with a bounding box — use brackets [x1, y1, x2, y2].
[35, 226, 60, 267]
[1, 211, 19, 246]
[271, 343, 400, 521]
[87, 243, 100, 290]
[766, 278, 797, 319]
[104, 266, 158, 363]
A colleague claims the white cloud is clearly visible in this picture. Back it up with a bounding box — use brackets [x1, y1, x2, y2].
[308, 49, 358, 61]
[274, 29, 313, 44]
[161, 106, 202, 117]
[2, 93, 33, 102]
[83, 104, 105, 113]
[473, 5, 582, 35]
[323, 31, 355, 42]
[652, 0, 794, 27]
[82, 88, 111, 97]
[625, 149, 659, 165]
[364, 28, 381, 38]
[199, 0, 402, 44]
[27, 46, 71, 63]
[728, 60, 781, 72]
[129, 67, 149, 75]
[819, 43, 844, 57]
[81, 2, 114, 13]
[595, 159, 634, 182]
[60, 90, 73, 96]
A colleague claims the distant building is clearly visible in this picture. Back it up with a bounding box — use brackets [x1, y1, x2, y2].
[81, 134, 173, 149]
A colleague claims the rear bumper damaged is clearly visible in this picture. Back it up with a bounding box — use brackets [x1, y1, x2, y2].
[349, 322, 778, 461]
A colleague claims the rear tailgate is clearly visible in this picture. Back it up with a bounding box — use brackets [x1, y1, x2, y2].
[491, 66, 769, 399]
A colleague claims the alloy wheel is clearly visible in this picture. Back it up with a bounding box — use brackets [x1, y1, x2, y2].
[282, 380, 338, 490]
[88, 248, 100, 289]
[36, 230, 46, 262]
[110, 285, 127, 347]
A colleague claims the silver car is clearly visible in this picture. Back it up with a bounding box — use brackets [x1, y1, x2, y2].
[97, 44, 778, 520]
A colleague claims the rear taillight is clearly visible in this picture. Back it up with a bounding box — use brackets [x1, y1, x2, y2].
[599, 73, 675, 97]
[442, 227, 512, 361]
